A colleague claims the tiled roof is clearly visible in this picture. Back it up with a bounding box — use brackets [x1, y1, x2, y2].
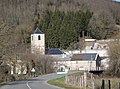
[71, 53, 98, 61]
[47, 48, 64, 55]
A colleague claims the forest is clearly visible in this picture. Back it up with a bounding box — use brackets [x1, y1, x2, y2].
[0, 0, 120, 49]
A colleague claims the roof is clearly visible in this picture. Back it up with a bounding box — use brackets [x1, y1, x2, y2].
[71, 53, 98, 61]
[33, 27, 44, 34]
[47, 48, 64, 55]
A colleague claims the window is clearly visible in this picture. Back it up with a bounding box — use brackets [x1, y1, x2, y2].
[32, 36, 33, 40]
[38, 35, 41, 40]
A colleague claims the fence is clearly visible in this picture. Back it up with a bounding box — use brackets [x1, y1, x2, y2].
[100, 79, 120, 89]
[65, 72, 87, 89]
[65, 73, 120, 89]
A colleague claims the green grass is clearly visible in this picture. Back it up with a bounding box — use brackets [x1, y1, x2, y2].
[0, 83, 6, 87]
[69, 72, 84, 76]
[48, 72, 84, 89]
[48, 72, 120, 89]
[48, 76, 81, 89]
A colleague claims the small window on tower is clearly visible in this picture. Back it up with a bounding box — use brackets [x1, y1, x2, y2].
[38, 35, 41, 40]
[32, 36, 33, 40]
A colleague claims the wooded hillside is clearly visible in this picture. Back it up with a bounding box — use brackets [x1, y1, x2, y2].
[0, 0, 120, 50]
[0, 0, 120, 25]
[0, 0, 120, 81]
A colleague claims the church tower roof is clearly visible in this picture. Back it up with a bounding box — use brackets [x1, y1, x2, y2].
[34, 27, 44, 34]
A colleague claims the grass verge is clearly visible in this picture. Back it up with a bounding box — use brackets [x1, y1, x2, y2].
[47, 76, 81, 89]
[0, 83, 6, 87]
[69, 72, 84, 76]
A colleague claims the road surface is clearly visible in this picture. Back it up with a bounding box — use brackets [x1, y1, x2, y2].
[0, 73, 65, 89]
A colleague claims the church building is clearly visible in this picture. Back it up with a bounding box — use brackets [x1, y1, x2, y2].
[31, 27, 45, 55]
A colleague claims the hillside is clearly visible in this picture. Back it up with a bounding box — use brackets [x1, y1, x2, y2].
[0, 0, 120, 52]
[0, 0, 120, 25]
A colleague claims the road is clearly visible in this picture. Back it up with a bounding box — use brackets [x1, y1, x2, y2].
[0, 73, 65, 89]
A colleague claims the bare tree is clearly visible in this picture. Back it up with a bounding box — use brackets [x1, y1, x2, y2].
[88, 11, 117, 39]
[33, 54, 55, 75]
[107, 40, 120, 77]
[79, 38, 85, 53]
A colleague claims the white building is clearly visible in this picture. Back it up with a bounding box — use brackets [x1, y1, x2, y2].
[82, 39, 109, 57]
[56, 53, 101, 71]
[31, 27, 45, 55]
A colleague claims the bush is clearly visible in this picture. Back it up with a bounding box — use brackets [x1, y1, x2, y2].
[0, 65, 12, 83]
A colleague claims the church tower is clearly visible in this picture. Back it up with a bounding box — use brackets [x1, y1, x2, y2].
[31, 27, 45, 55]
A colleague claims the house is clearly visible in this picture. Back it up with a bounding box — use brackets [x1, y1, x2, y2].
[56, 53, 101, 71]
[82, 39, 109, 57]
[71, 53, 101, 70]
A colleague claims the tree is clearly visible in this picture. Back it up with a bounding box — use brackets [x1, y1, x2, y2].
[21, 48, 55, 75]
[88, 12, 117, 39]
[79, 38, 85, 53]
[40, 10, 92, 49]
[108, 41, 120, 77]
[0, 65, 11, 82]
[110, 4, 120, 25]
[34, 55, 55, 74]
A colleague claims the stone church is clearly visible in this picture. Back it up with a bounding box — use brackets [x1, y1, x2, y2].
[31, 27, 45, 55]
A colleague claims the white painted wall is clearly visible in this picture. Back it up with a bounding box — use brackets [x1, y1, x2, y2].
[56, 61, 97, 71]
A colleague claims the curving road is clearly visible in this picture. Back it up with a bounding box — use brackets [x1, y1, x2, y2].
[0, 73, 65, 89]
